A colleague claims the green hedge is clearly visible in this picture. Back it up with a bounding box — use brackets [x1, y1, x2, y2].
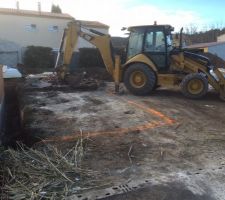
[114, 47, 127, 64]
[78, 47, 127, 68]
[78, 48, 106, 68]
[23, 46, 54, 69]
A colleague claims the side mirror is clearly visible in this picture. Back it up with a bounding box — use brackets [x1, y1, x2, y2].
[121, 27, 127, 31]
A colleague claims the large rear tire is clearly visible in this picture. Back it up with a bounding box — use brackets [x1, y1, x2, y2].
[124, 63, 156, 95]
[180, 73, 208, 99]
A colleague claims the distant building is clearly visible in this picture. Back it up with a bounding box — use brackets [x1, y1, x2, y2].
[186, 42, 225, 61]
[0, 8, 109, 66]
[217, 34, 225, 42]
[76, 20, 109, 51]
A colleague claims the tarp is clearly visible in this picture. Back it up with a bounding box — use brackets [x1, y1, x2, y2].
[2, 65, 22, 79]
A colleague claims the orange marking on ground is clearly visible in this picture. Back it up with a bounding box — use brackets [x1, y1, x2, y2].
[41, 121, 162, 144]
[107, 90, 175, 125]
[126, 100, 175, 125]
[40, 91, 176, 144]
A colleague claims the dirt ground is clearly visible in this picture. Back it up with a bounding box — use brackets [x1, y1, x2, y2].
[20, 75, 225, 200]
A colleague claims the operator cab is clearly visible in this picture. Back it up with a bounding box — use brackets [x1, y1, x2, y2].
[127, 25, 174, 72]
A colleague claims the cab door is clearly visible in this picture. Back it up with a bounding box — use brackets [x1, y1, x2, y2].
[143, 29, 169, 72]
[127, 27, 145, 59]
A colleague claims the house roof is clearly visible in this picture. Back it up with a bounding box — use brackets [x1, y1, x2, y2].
[0, 8, 109, 28]
[187, 41, 225, 49]
[77, 20, 109, 29]
[0, 7, 73, 19]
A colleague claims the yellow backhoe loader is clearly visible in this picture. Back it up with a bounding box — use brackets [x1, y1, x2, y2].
[55, 20, 225, 100]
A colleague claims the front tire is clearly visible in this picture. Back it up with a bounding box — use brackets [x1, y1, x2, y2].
[180, 73, 208, 99]
[124, 63, 156, 95]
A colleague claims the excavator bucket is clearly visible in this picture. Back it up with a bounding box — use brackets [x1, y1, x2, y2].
[213, 68, 225, 101]
[220, 88, 225, 101]
[219, 83, 225, 101]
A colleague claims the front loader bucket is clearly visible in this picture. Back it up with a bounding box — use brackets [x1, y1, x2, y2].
[213, 68, 225, 101]
[219, 85, 225, 101]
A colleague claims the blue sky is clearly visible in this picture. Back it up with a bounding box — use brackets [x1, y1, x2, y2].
[0, 0, 224, 36]
[137, 0, 224, 25]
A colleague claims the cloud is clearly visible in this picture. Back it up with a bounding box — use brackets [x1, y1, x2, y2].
[57, 0, 205, 36]
[0, 0, 205, 36]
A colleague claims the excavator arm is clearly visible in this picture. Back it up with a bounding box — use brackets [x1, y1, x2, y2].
[55, 21, 121, 88]
[213, 68, 225, 100]
[55, 21, 79, 80]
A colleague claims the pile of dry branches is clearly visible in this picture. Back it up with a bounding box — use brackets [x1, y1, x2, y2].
[0, 138, 100, 199]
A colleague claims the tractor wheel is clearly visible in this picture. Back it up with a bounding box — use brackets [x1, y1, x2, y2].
[180, 73, 208, 99]
[124, 63, 156, 95]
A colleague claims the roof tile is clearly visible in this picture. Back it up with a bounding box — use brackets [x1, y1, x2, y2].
[0, 8, 109, 28]
[78, 20, 109, 28]
[0, 7, 73, 19]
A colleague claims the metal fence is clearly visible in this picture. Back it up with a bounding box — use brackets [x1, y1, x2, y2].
[0, 51, 19, 66]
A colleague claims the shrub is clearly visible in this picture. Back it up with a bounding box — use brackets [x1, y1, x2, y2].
[78, 47, 127, 68]
[78, 48, 105, 68]
[23, 46, 54, 69]
[114, 47, 127, 64]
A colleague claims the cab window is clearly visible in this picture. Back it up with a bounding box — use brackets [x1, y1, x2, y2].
[144, 32, 154, 51]
[144, 31, 166, 52]
[127, 28, 145, 59]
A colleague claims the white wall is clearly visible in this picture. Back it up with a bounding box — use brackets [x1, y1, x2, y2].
[0, 13, 109, 66]
[0, 13, 109, 51]
[74, 27, 109, 51]
[217, 34, 225, 42]
[0, 14, 71, 49]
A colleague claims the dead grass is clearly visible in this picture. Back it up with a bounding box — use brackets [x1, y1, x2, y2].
[0, 135, 100, 200]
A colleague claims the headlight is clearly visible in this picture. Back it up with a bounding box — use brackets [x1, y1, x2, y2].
[210, 69, 219, 81]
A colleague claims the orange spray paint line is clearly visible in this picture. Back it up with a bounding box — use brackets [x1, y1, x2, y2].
[40, 93, 176, 144]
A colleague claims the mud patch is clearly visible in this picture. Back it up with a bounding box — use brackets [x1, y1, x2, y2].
[82, 96, 105, 106]
[102, 183, 215, 200]
[7, 77, 225, 200]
